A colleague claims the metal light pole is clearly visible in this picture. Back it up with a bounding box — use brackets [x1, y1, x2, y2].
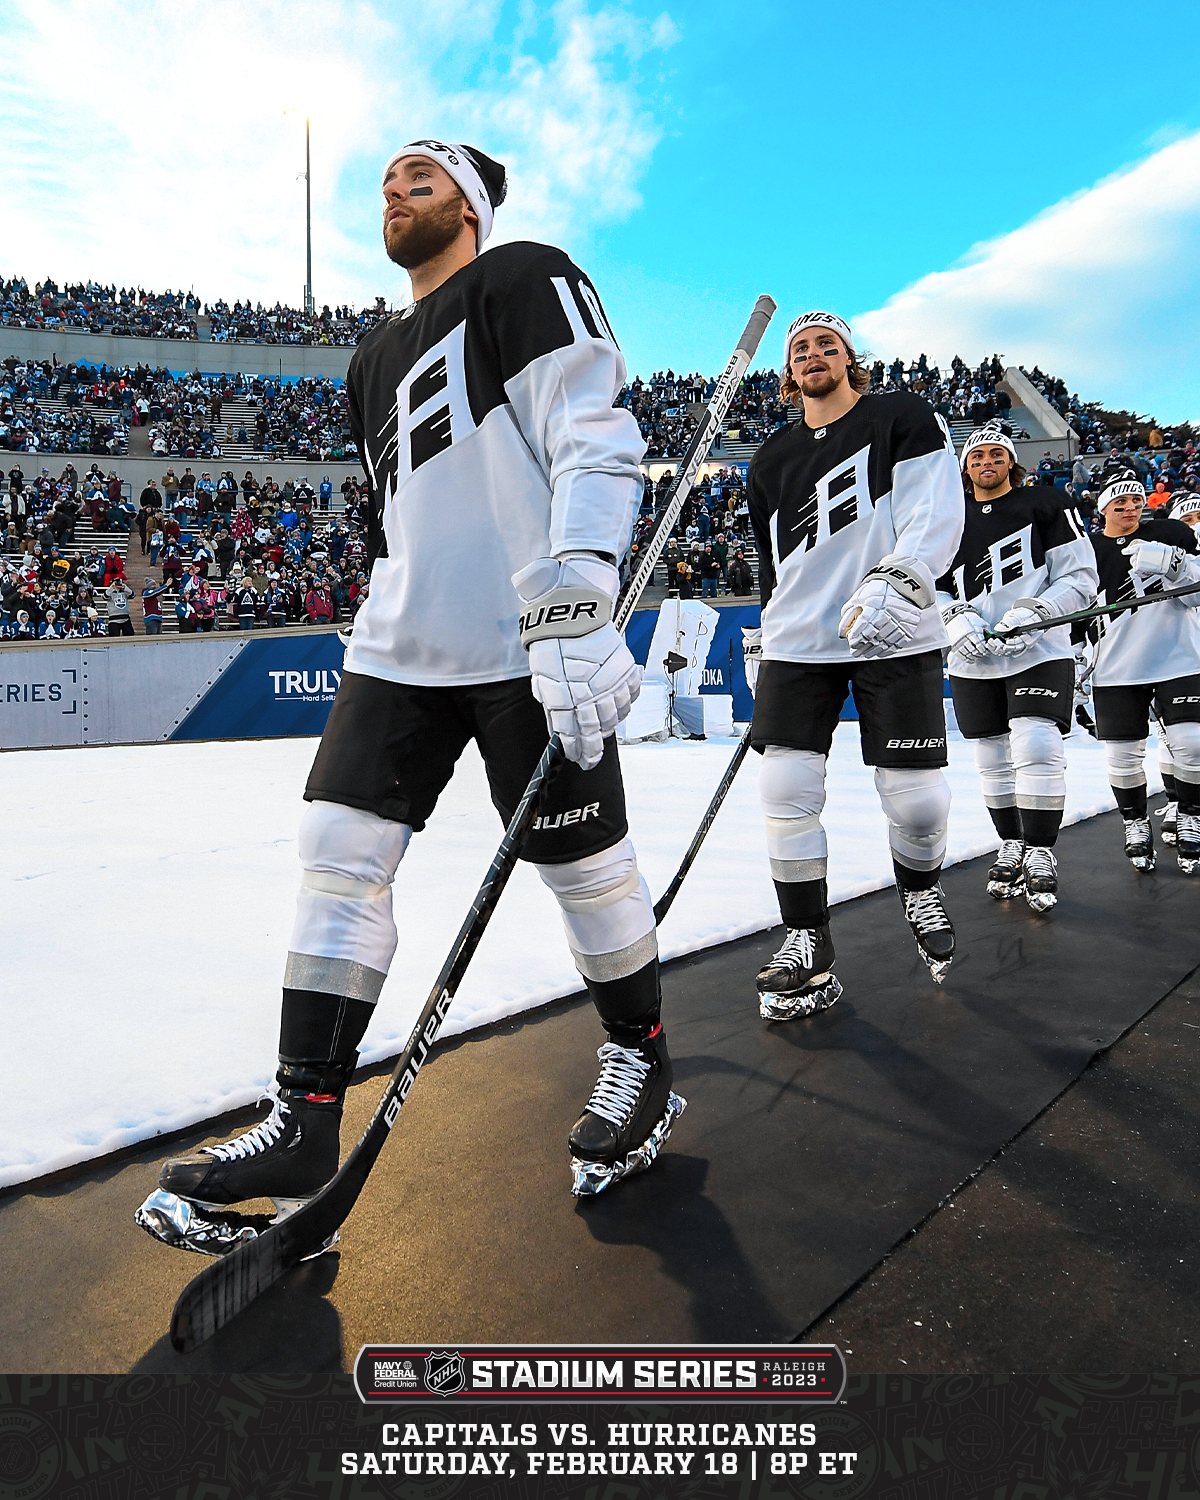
[305, 115, 313, 316]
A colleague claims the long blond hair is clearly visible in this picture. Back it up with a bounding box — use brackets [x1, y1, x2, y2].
[780, 334, 871, 407]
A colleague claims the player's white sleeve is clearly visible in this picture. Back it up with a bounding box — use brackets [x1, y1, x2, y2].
[888, 440, 965, 598]
[1035, 517, 1098, 617]
[504, 330, 646, 562]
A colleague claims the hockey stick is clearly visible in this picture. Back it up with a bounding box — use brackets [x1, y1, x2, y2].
[985, 577, 1200, 640]
[168, 294, 777, 1353]
[654, 721, 753, 925]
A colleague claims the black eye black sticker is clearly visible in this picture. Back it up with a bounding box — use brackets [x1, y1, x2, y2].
[409, 186, 433, 196]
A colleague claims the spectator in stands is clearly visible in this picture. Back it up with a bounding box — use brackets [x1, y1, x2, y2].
[140, 476, 160, 514]
[175, 593, 197, 632]
[142, 576, 166, 634]
[38, 606, 64, 639]
[102, 547, 125, 587]
[232, 575, 259, 630]
[304, 578, 334, 625]
[194, 582, 217, 632]
[728, 548, 754, 595]
[105, 578, 135, 635]
[698, 543, 720, 598]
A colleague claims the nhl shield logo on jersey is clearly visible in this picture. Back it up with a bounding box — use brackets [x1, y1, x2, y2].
[424, 1350, 467, 1396]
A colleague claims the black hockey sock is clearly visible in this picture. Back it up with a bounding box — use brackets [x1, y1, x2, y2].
[894, 860, 942, 893]
[277, 988, 375, 1095]
[1110, 783, 1148, 819]
[1175, 779, 1200, 817]
[1018, 806, 1063, 848]
[774, 877, 829, 930]
[987, 804, 1023, 841]
[586, 958, 661, 1047]
[1162, 772, 1178, 800]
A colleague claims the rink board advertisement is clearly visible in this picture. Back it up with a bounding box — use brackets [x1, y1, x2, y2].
[3, 1371, 1197, 1498]
[1, 604, 954, 750]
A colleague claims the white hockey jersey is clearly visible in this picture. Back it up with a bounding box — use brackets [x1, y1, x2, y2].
[1084, 517, 1200, 687]
[344, 241, 645, 686]
[935, 489, 1098, 679]
[747, 391, 963, 663]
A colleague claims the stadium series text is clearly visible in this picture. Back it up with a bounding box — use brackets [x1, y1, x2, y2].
[341, 1421, 859, 1479]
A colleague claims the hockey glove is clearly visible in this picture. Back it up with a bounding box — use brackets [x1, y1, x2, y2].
[1127, 539, 1187, 584]
[990, 597, 1055, 656]
[514, 553, 640, 772]
[742, 627, 762, 696]
[838, 554, 933, 658]
[941, 601, 989, 666]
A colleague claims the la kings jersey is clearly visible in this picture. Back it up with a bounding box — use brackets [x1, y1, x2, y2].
[1084, 516, 1200, 687]
[935, 489, 1098, 679]
[344, 241, 645, 686]
[747, 391, 962, 663]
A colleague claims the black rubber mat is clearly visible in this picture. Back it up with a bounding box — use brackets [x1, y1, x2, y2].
[3, 807, 1196, 1370]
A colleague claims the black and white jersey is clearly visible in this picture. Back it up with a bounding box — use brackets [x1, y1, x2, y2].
[344, 241, 644, 686]
[1084, 516, 1200, 687]
[935, 489, 1097, 679]
[747, 392, 962, 663]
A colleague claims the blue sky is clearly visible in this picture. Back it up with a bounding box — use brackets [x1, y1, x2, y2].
[3, 0, 1200, 419]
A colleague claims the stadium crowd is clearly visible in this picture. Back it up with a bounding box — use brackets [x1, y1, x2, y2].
[0, 461, 372, 640]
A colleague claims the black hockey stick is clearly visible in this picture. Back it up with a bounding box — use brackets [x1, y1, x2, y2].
[654, 722, 752, 924]
[168, 294, 778, 1353]
[984, 577, 1200, 640]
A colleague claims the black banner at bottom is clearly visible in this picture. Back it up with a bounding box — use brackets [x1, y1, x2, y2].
[2, 1373, 1199, 1499]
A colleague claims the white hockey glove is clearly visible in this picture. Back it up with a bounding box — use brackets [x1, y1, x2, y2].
[513, 553, 640, 772]
[941, 601, 989, 666]
[838, 554, 933, 658]
[742, 627, 762, 696]
[989, 597, 1055, 657]
[1127, 539, 1187, 585]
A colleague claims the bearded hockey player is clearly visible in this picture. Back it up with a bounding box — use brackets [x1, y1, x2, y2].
[742, 311, 964, 1017]
[1078, 466, 1200, 874]
[157, 142, 680, 1215]
[936, 424, 1097, 911]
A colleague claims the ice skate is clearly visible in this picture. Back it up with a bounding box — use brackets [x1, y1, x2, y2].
[755, 924, 841, 1020]
[1177, 812, 1200, 874]
[898, 884, 955, 983]
[1156, 800, 1179, 845]
[1022, 846, 1058, 912]
[986, 839, 1025, 899]
[136, 1079, 349, 1256]
[1123, 817, 1155, 872]
[569, 1025, 685, 1197]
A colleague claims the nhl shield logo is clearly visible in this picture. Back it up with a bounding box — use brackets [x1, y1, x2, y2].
[424, 1351, 466, 1397]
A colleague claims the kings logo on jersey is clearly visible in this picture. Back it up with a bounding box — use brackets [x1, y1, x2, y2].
[778, 443, 873, 563]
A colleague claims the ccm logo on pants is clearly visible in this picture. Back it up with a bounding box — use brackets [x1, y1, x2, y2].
[886, 738, 945, 749]
[1172, 696, 1200, 704]
[1013, 687, 1059, 697]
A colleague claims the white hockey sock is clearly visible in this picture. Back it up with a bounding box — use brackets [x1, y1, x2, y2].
[759, 746, 828, 882]
[1163, 721, 1200, 810]
[285, 799, 411, 1001]
[972, 732, 1017, 813]
[536, 837, 657, 983]
[874, 766, 950, 878]
[1104, 738, 1148, 790]
[1011, 716, 1067, 811]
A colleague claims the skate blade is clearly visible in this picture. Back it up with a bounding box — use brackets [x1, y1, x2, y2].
[1161, 831, 1178, 846]
[758, 973, 842, 1021]
[134, 1188, 339, 1258]
[570, 1092, 687, 1198]
[1025, 890, 1058, 913]
[918, 950, 953, 985]
[1128, 855, 1156, 872]
[986, 877, 1023, 900]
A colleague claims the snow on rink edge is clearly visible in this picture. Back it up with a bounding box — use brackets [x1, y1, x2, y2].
[1, 722, 1147, 1188]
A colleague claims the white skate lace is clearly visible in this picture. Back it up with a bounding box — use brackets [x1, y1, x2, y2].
[1023, 847, 1057, 881]
[1124, 817, 1151, 843]
[1154, 802, 1178, 821]
[772, 927, 815, 968]
[901, 886, 949, 935]
[584, 1043, 651, 1130]
[202, 1093, 290, 1162]
[993, 839, 1024, 871]
[1178, 813, 1200, 843]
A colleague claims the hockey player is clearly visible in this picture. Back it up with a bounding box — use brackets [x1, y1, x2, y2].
[1079, 465, 1200, 874]
[742, 311, 964, 1018]
[936, 424, 1097, 910]
[157, 141, 679, 1213]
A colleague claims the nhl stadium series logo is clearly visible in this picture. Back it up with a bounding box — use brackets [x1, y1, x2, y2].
[424, 1352, 467, 1397]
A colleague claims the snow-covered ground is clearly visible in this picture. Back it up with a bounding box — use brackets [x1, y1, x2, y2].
[2, 722, 1148, 1188]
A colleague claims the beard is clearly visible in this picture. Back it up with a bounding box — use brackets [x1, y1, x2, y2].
[800, 367, 844, 400]
[383, 192, 468, 270]
[971, 467, 1011, 493]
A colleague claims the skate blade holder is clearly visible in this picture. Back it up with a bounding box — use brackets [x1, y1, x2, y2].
[986, 876, 1024, 900]
[1025, 891, 1058, 914]
[570, 1092, 687, 1198]
[922, 954, 953, 985]
[758, 972, 842, 1021]
[134, 1188, 339, 1259]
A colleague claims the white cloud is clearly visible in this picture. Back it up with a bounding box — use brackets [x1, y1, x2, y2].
[0, 0, 673, 311]
[852, 132, 1200, 423]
